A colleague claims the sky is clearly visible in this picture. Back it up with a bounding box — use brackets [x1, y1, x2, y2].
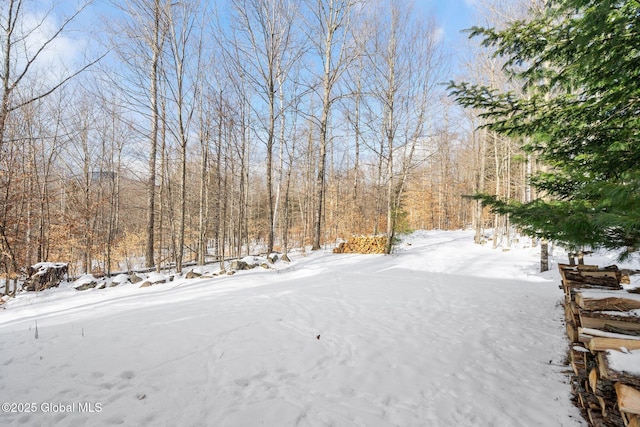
[28, 0, 479, 80]
[425, 0, 477, 43]
[420, 0, 479, 76]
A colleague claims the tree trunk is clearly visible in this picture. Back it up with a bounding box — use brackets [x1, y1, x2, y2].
[313, 86, 330, 251]
[146, 0, 163, 269]
[540, 239, 549, 272]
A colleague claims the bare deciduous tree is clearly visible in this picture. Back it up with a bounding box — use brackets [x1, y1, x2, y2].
[363, 0, 443, 253]
[110, 0, 172, 268]
[224, 0, 301, 253]
[164, 0, 203, 273]
[0, 0, 102, 276]
[302, 0, 358, 251]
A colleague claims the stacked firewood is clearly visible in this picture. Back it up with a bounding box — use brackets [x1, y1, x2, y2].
[561, 263, 640, 427]
[333, 236, 387, 254]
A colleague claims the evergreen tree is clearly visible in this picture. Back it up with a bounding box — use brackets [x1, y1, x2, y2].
[450, 0, 640, 257]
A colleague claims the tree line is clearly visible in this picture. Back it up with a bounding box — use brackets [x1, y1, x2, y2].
[452, 0, 640, 267]
[0, 0, 549, 280]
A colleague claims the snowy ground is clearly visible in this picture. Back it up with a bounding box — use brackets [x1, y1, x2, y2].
[0, 230, 598, 426]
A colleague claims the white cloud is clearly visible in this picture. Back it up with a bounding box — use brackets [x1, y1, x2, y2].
[13, 6, 90, 85]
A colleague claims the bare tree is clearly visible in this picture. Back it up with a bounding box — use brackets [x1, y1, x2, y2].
[363, 0, 443, 253]
[22, 93, 68, 266]
[223, 0, 301, 253]
[164, 0, 203, 273]
[0, 0, 102, 275]
[110, 0, 171, 268]
[195, 86, 212, 265]
[302, 0, 358, 250]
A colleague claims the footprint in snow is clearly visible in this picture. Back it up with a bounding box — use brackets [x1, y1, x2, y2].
[120, 370, 135, 380]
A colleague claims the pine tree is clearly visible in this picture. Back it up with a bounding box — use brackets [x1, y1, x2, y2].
[450, 0, 640, 257]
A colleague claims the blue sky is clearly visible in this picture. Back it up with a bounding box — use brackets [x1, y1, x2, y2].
[413, 0, 478, 77]
[36, 0, 479, 82]
[87, 0, 477, 47]
[420, 0, 477, 43]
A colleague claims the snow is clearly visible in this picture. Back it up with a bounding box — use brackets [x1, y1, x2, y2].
[607, 349, 640, 376]
[111, 274, 130, 285]
[30, 262, 67, 277]
[145, 272, 169, 284]
[600, 309, 640, 318]
[0, 230, 588, 426]
[579, 327, 640, 340]
[72, 274, 98, 288]
[577, 289, 640, 303]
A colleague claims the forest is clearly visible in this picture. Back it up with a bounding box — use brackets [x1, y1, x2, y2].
[1, 0, 636, 281]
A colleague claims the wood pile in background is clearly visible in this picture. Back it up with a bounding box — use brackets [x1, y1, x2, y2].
[561, 263, 640, 427]
[333, 236, 387, 254]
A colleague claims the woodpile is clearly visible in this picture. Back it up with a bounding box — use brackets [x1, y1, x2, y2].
[333, 236, 387, 254]
[560, 263, 640, 427]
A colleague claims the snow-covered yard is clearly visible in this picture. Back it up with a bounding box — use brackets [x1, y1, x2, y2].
[0, 230, 590, 426]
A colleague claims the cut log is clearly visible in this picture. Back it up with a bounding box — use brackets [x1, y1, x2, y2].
[571, 346, 590, 376]
[575, 291, 640, 312]
[587, 408, 609, 427]
[588, 337, 640, 352]
[576, 264, 600, 271]
[604, 325, 640, 337]
[627, 413, 640, 427]
[564, 280, 622, 292]
[583, 275, 620, 288]
[597, 352, 640, 389]
[579, 311, 640, 334]
[582, 271, 621, 280]
[615, 383, 640, 416]
[577, 264, 602, 272]
[567, 321, 580, 343]
[590, 368, 599, 393]
[559, 264, 622, 289]
[333, 236, 387, 254]
[565, 302, 581, 326]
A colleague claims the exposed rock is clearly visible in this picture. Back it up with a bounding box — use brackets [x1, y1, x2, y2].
[267, 253, 279, 264]
[231, 260, 258, 271]
[75, 283, 98, 291]
[110, 273, 130, 287]
[281, 253, 291, 262]
[260, 263, 271, 269]
[230, 260, 247, 271]
[139, 273, 167, 288]
[24, 262, 68, 292]
[185, 270, 202, 279]
[129, 273, 144, 284]
[74, 277, 98, 291]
